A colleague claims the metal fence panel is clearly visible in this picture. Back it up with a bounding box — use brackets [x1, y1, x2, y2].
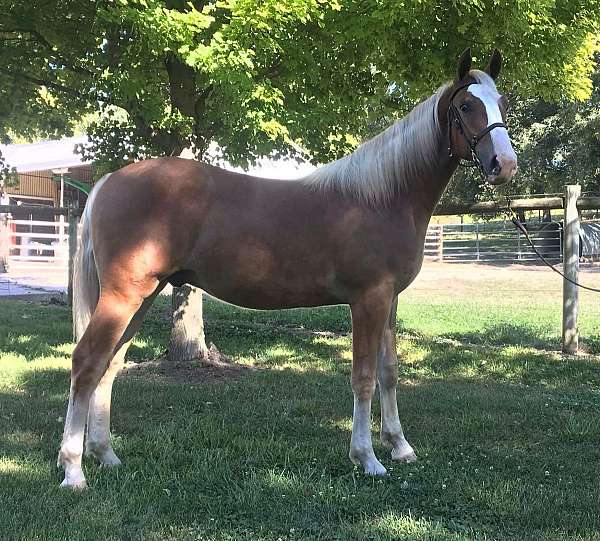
[425, 220, 565, 263]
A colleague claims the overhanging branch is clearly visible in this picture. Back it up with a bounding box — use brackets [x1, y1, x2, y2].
[0, 67, 93, 101]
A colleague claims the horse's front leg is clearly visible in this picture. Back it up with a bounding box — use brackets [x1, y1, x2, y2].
[377, 296, 417, 462]
[349, 285, 394, 475]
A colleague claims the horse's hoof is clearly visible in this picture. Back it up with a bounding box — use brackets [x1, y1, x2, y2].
[86, 445, 122, 467]
[99, 455, 122, 468]
[97, 452, 122, 468]
[59, 476, 87, 490]
[350, 448, 388, 476]
[363, 458, 388, 476]
[391, 446, 417, 462]
[387, 438, 417, 462]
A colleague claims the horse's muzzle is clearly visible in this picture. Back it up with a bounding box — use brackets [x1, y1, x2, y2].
[486, 153, 517, 185]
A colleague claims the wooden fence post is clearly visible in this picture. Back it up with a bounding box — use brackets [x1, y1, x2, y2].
[67, 209, 78, 307]
[562, 184, 581, 354]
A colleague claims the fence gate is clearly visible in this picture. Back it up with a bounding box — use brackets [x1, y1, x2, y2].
[424, 221, 564, 264]
[0, 205, 80, 299]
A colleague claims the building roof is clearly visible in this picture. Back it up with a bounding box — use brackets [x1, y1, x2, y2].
[1, 135, 315, 178]
[0, 135, 91, 173]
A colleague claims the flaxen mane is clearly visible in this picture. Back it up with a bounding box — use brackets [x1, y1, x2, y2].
[303, 69, 498, 206]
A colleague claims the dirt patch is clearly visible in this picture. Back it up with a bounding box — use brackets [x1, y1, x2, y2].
[120, 344, 257, 385]
[409, 261, 600, 298]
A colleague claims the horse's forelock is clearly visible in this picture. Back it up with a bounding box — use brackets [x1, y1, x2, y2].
[469, 69, 499, 92]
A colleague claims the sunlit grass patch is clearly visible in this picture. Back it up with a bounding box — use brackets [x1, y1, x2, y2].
[263, 344, 300, 363]
[0, 457, 31, 474]
[348, 511, 471, 540]
[328, 417, 353, 433]
[52, 342, 75, 355]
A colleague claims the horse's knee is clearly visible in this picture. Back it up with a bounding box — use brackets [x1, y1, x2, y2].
[351, 370, 377, 400]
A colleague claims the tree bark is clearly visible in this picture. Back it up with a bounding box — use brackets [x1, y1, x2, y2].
[168, 284, 209, 361]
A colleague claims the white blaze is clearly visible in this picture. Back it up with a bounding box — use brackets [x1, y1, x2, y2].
[467, 84, 516, 162]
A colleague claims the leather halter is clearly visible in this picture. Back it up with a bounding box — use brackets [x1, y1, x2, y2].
[447, 82, 507, 178]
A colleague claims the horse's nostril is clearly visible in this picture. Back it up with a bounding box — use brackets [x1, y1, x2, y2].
[490, 155, 501, 176]
[495, 153, 518, 179]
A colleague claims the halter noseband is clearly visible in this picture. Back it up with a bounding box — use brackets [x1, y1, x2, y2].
[447, 82, 507, 178]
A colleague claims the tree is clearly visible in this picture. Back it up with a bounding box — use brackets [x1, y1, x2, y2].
[3, 2, 599, 165]
[508, 60, 600, 196]
[1, 0, 599, 356]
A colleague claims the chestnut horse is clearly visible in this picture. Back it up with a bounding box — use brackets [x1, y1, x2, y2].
[58, 49, 517, 488]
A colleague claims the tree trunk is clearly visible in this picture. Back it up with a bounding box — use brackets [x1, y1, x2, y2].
[168, 284, 209, 361]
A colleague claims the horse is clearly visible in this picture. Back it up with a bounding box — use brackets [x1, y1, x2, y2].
[58, 48, 517, 488]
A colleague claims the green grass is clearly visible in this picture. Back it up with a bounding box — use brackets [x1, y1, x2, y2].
[2, 285, 600, 541]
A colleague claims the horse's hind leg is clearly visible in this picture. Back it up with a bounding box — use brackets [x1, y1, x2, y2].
[58, 288, 151, 489]
[84, 341, 129, 467]
[377, 296, 416, 462]
[85, 290, 161, 467]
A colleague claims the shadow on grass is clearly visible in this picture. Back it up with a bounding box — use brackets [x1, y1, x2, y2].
[89, 297, 352, 364]
[398, 317, 600, 356]
[204, 296, 352, 334]
[443, 322, 559, 351]
[3, 346, 600, 539]
[0, 298, 167, 363]
[0, 333, 70, 361]
[398, 333, 600, 390]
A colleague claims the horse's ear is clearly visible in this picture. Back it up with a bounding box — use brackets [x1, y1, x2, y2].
[485, 49, 502, 80]
[455, 48, 472, 82]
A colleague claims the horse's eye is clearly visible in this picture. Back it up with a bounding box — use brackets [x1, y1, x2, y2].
[460, 103, 470, 113]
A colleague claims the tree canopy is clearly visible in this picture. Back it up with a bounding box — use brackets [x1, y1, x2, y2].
[0, 0, 599, 179]
[510, 61, 600, 195]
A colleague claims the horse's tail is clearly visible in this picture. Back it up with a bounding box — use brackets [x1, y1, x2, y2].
[72, 173, 111, 342]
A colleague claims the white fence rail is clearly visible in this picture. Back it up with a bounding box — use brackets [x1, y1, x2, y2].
[424, 224, 444, 262]
[5, 218, 71, 271]
[0, 217, 584, 269]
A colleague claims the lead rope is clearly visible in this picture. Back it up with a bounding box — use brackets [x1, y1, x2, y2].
[504, 202, 600, 293]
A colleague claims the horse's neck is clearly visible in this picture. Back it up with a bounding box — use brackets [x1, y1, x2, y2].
[406, 86, 459, 222]
[397, 143, 459, 228]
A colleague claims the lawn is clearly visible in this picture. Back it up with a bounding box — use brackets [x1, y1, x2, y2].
[2, 264, 600, 540]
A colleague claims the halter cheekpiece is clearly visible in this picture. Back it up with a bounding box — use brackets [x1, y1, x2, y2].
[447, 82, 507, 178]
